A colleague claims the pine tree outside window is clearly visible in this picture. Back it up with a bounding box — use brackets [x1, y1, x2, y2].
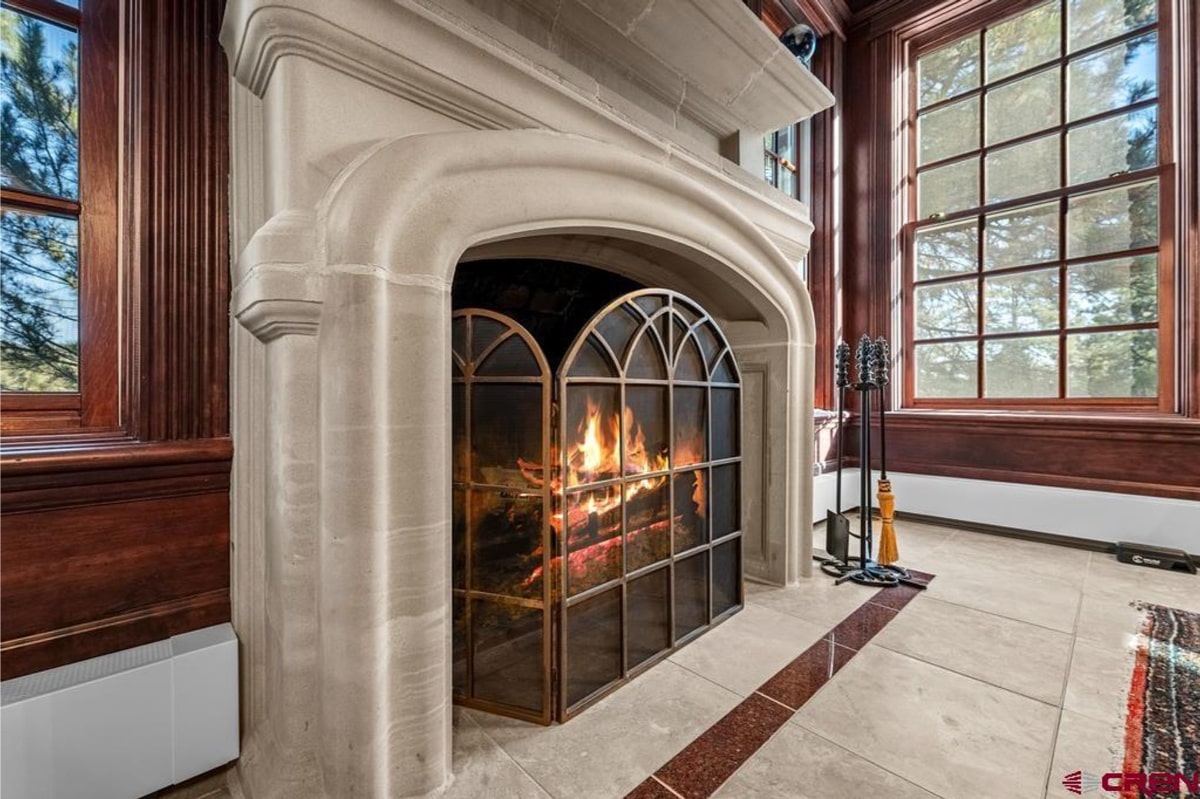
[1, 0, 118, 432]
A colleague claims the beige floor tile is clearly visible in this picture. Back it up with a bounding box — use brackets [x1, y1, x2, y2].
[468, 660, 740, 799]
[444, 708, 550, 799]
[915, 554, 1082, 633]
[1062, 638, 1137, 726]
[669, 603, 829, 697]
[927, 531, 1091, 583]
[1074, 592, 1149, 649]
[795, 645, 1059, 799]
[1084, 555, 1200, 611]
[872, 594, 1073, 704]
[745, 576, 879, 630]
[1044, 710, 1125, 799]
[715, 724, 937, 799]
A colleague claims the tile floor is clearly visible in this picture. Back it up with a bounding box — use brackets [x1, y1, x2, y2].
[446, 517, 1200, 799]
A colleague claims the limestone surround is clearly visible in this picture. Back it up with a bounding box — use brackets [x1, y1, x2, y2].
[222, 0, 833, 795]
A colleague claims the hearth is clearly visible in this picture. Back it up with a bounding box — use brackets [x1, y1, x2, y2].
[451, 287, 743, 723]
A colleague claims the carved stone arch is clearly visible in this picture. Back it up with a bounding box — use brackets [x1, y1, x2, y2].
[234, 128, 816, 797]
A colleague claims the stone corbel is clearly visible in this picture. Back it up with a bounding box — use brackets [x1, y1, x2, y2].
[234, 209, 325, 342]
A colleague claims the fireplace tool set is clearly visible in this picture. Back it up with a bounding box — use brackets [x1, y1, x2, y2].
[818, 335, 926, 589]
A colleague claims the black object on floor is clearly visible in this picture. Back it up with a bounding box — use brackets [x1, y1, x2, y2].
[824, 340, 852, 565]
[1116, 541, 1198, 575]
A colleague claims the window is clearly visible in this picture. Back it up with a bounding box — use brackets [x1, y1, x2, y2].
[906, 0, 1170, 407]
[764, 121, 813, 206]
[1, 0, 118, 432]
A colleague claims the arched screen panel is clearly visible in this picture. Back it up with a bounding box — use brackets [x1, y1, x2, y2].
[556, 289, 743, 718]
[451, 310, 553, 725]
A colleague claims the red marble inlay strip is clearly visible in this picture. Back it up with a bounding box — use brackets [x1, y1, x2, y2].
[652, 692, 794, 799]
[867, 582, 926, 611]
[625, 573, 935, 799]
[626, 776, 681, 798]
[757, 635, 836, 710]
[829, 600, 899, 650]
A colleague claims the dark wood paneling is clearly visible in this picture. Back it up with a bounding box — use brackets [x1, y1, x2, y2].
[847, 414, 1200, 500]
[0, 0, 231, 680]
[808, 34, 842, 411]
[1, 488, 230, 679]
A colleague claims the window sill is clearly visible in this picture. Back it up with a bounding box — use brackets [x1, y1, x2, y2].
[1, 438, 233, 477]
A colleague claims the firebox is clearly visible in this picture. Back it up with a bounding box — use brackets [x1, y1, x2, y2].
[451, 288, 743, 724]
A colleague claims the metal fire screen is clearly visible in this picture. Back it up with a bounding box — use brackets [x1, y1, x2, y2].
[452, 290, 743, 724]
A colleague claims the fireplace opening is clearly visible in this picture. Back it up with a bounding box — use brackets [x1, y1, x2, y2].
[451, 262, 743, 724]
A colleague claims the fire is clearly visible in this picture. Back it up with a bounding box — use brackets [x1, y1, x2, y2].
[515, 388, 708, 592]
[516, 389, 704, 546]
[567, 397, 622, 486]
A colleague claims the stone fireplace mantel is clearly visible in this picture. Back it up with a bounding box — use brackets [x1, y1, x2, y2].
[222, 1, 832, 795]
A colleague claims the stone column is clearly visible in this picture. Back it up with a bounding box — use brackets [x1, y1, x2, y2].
[316, 266, 452, 797]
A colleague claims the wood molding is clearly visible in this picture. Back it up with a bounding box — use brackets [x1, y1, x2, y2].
[0, 591, 230, 681]
[125, 0, 230, 442]
[1, 438, 232, 476]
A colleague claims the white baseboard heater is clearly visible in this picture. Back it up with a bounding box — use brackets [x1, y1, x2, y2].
[1, 623, 239, 799]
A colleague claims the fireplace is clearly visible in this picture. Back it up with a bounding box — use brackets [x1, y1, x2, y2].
[223, 0, 831, 791]
[451, 285, 742, 723]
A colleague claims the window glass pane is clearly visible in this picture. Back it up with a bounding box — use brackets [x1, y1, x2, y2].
[781, 166, 795, 197]
[915, 342, 978, 398]
[986, 1, 1061, 82]
[763, 152, 776, 185]
[918, 34, 980, 107]
[915, 279, 977, 339]
[918, 95, 979, 165]
[1068, 107, 1156, 185]
[918, 157, 979, 218]
[986, 134, 1059, 204]
[915, 219, 978, 280]
[986, 67, 1060, 145]
[1067, 33, 1156, 122]
[1068, 0, 1156, 54]
[985, 202, 1059, 270]
[984, 337, 1059, 397]
[1067, 329, 1156, 397]
[0, 9, 80, 200]
[0, 209, 79, 391]
[1066, 179, 1158, 258]
[1066, 254, 1158, 327]
[984, 268, 1060, 334]
[776, 125, 795, 163]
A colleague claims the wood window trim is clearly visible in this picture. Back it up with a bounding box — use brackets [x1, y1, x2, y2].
[1, 0, 121, 436]
[900, 0, 1179, 413]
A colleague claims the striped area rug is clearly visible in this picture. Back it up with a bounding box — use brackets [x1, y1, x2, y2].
[1122, 602, 1200, 797]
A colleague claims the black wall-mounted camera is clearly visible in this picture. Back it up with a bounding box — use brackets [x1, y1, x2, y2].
[781, 23, 817, 67]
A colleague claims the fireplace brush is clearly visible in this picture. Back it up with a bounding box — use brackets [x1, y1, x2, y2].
[874, 338, 899, 566]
